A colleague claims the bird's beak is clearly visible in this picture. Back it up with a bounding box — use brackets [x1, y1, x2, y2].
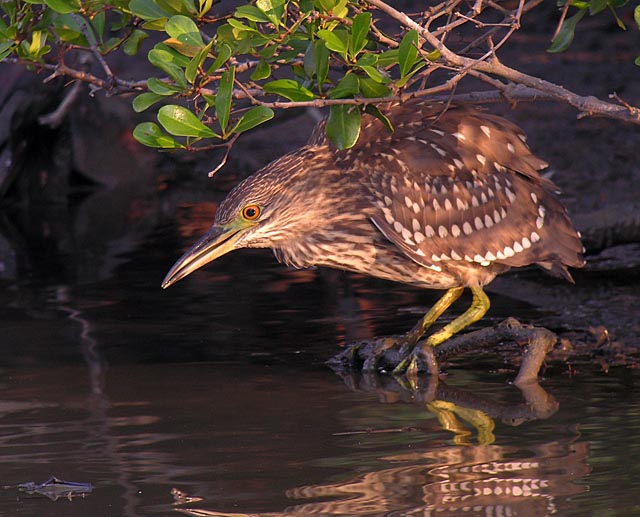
[161, 222, 249, 288]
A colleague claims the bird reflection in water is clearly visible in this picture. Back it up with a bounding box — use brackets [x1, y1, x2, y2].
[171, 375, 588, 517]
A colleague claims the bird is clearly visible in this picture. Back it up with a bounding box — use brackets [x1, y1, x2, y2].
[162, 99, 585, 374]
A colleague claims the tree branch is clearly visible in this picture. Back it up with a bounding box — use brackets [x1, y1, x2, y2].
[366, 0, 640, 124]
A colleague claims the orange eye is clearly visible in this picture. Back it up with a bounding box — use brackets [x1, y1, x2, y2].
[242, 204, 261, 220]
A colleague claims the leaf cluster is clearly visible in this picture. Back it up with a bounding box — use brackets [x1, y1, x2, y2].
[1, 0, 638, 154]
[548, 0, 639, 61]
[0, 0, 444, 150]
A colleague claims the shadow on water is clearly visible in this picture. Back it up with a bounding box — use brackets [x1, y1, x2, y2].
[1, 184, 640, 516]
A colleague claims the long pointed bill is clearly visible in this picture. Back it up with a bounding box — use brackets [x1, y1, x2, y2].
[162, 223, 248, 288]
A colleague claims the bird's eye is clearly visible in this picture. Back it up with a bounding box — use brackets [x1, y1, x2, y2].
[242, 204, 261, 221]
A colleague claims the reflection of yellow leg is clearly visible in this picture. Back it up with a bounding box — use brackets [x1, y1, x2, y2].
[397, 287, 490, 376]
[428, 400, 496, 445]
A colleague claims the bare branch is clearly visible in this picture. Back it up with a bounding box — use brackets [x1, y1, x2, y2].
[6, 57, 148, 94]
[365, 0, 640, 124]
[205, 133, 240, 176]
[38, 77, 84, 128]
[70, 14, 116, 91]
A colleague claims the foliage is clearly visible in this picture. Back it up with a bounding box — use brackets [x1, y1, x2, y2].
[0, 0, 639, 156]
[548, 0, 635, 54]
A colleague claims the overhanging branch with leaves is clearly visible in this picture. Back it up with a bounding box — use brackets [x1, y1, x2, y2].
[1, 0, 638, 155]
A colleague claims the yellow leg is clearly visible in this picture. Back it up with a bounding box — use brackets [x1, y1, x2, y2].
[423, 286, 490, 347]
[404, 287, 464, 346]
[395, 286, 491, 375]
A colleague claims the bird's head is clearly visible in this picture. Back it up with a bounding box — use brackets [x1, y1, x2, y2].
[161, 150, 332, 288]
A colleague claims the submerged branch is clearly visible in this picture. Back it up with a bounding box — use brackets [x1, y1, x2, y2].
[330, 318, 557, 385]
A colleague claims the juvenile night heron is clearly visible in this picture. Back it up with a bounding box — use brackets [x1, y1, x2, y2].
[162, 100, 584, 373]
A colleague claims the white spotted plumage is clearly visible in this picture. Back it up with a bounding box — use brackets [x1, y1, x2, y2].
[218, 100, 584, 291]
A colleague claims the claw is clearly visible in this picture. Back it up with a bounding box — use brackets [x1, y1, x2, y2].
[392, 356, 411, 375]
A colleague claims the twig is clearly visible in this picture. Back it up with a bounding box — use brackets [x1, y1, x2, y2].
[552, 0, 572, 42]
[71, 13, 116, 91]
[205, 133, 240, 176]
[365, 0, 640, 125]
[9, 57, 148, 94]
[38, 78, 84, 128]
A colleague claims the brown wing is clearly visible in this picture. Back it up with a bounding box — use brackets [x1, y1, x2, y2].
[336, 101, 584, 284]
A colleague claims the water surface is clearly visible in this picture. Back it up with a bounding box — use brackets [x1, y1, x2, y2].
[1, 189, 639, 516]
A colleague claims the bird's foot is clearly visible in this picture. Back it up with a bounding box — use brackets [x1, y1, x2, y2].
[392, 342, 439, 377]
[327, 335, 402, 373]
[327, 335, 439, 377]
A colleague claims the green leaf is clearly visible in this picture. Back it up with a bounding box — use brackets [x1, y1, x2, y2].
[608, 5, 626, 30]
[425, 48, 441, 61]
[566, 0, 589, 7]
[147, 77, 184, 94]
[255, 0, 285, 27]
[130, 0, 169, 20]
[0, 2, 16, 23]
[349, 12, 371, 57]
[326, 104, 361, 150]
[233, 106, 275, 133]
[635, 55, 640, 66]
[180, 0, 197, 15]
[250, 59, 271, 80]
[303, 40, 316, 78]
[149, 43, 188, 65]
[547, 8, 586, 53]
[148, 48, 187, 87]
[185, 40, 213, 83]
[123, 29, 149, 56]
[158, 105, 215, 137]
[299, 0, 314, 12]
[28, 30, 46, 55]
[358, 77, 391, 98]
[399, 29, 419, 77]
[317, 29, 348, 59]
[395, 60, 426, 87]
[154, 42, 191, 66]
[332, 0, 348, 17]
[226, 18, 259, 32]
[206, 43, 232, 73]
[313, 0, 338, 13]
[165, 15, 204, 47]
[0, 17, 8, 37]
[377, 48, 399, 67]
[43, 0, 80, 14]
[91, 11, 105, 42]
[589, 0, 607, 14]
[0, 41, 16, 61]
[52, 14, 87, 44]
[634, 5, 640, 29]
[263, 79, 315, 101]
[364, 104, 393, 133]
[357, 64, 388, 83]
[133, 122, 183, 148]
[235, 4, 271, 23]
[142, 18, 168, 30]
[198, 0, 214, 16]
[156, 0, 192, 16]
[328, 73, 359, 99]
[315, 40, 329, 90]
[216, 65, 235, 132]
[133, 92, 167, 112]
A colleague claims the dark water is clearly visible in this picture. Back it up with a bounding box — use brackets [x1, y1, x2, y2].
[1, 187, 640, 516]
